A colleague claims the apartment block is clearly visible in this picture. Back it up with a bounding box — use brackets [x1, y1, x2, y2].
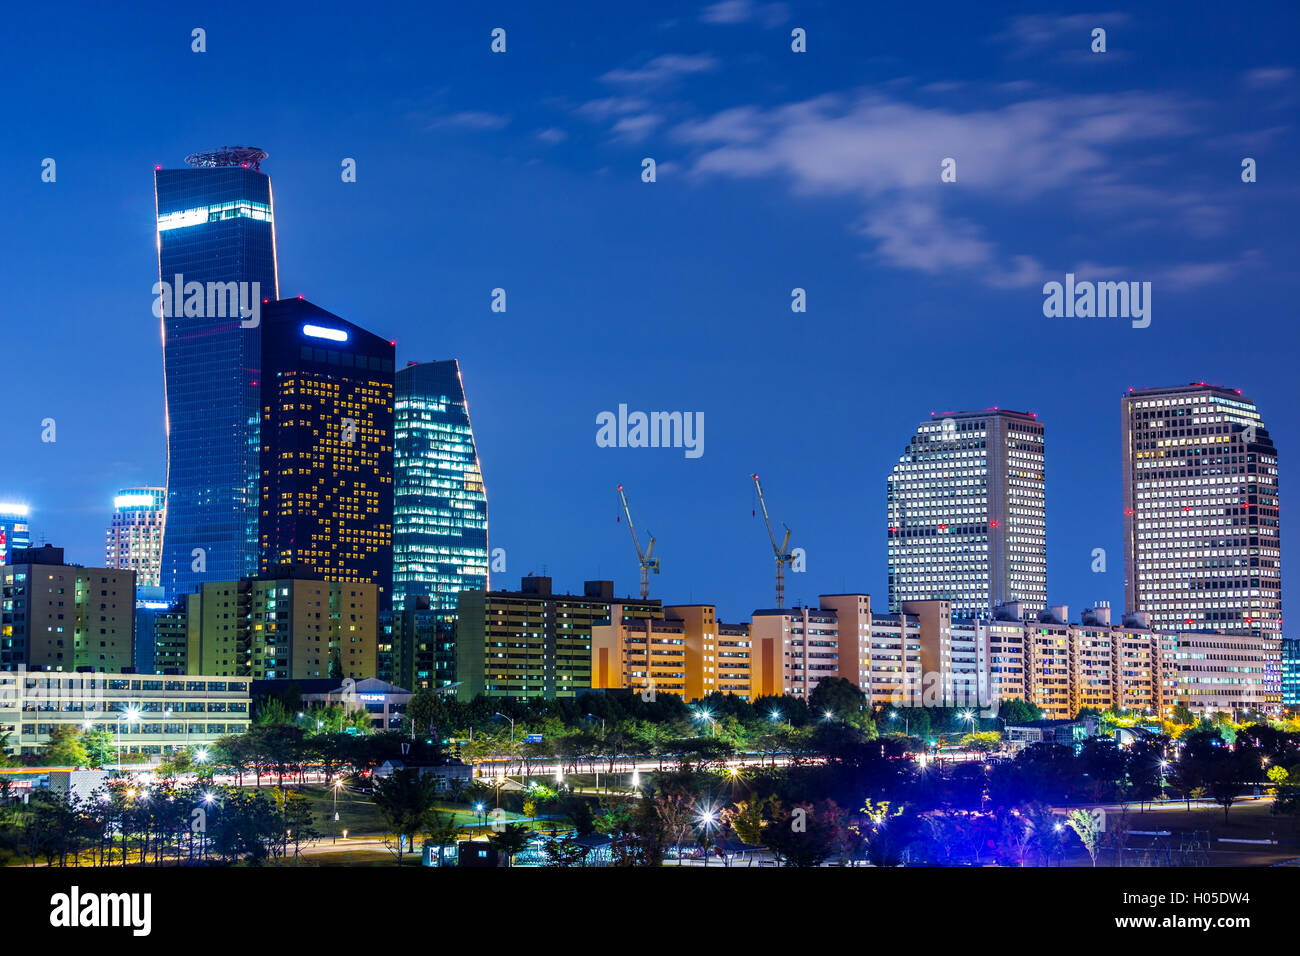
[589, 604, 753, 703]
[456, 577, 660, 699]
[0, 546, 136, 673]
[750, 606, 839, 701]
[183, 576, 378, 680]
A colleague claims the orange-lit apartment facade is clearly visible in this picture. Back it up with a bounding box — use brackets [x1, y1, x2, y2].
[579, 591, 1274, 716]
[592, 604, 752, 701]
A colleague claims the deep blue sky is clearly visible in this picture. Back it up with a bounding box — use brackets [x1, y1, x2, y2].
[3, 1, 1297, 624]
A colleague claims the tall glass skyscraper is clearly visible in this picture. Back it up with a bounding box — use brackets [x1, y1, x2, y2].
[258, 298, 395, 608]
[155, 147, 279, 600]
[393, 360, 488, 611]
[1122, 383, 1280, 639]
[887, 409, 1047, 618]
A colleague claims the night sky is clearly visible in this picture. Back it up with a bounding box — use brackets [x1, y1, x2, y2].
[4, 0, 1297, 624]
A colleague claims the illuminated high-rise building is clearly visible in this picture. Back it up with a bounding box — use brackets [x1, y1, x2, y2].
[393, 360, 488, 611]
[257, 298, 394, 608]
[156, 146, 279, 601]
[0, 502, 31, 565]
[1122, 383, 1281, 638]
[887, 409, 1046, 618]
[105, 488, 166, 588]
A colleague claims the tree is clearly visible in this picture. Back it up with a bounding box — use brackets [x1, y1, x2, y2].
[761, 801, 837, 867]
[652, 790, 697, 864]
[807, 677, 865, 719]
[371, 768, 442, 865]
[40, 725, 88, 767]
[1065, 808, 1102, 866]
[960, 731, 1002, 753]
[997, 698, 1042, 726]
[82, 730, 113, 768]
[424, 811, 461, 866]
[1207, 764, 1246, 825]
[542, 834, 591, 867]
[1022, 803, 1066, 866]
[489, 822, 532, 866]
[724, 795, 775, 846]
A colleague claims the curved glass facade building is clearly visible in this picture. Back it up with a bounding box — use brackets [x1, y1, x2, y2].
[155, 152, 279, 600]
[393, 360, 488, 612]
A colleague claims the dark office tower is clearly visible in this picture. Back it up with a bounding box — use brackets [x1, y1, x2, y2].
[392, 360, 489, 612]
[155, 147, 279, 601]
[1122, 383, 1281, 639]
[258, 299, 395, 608]
[888, 409, 1047, 618]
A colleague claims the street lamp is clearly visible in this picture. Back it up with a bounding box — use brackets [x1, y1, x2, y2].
[694, 709, 717, 737]
[890, 710, 910, 736]
[696, 805, 719, 867]
[333, 778, 344, 843]
[493, 712, 515, 742]
[117, 706, 140, 767]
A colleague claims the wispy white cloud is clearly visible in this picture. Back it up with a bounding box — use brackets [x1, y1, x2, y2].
[700, 0, 788, 27]
[427, 111, 510, 131]
[1242, 67, 1295, 89]
[601, 53, 720, 88]
[670, 90, 1211, 286]
[610, 114, 664, 142]
[995, 12, 1131, 55]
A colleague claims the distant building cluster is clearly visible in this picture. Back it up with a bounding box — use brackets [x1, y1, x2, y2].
[0, 146, 1290, 762]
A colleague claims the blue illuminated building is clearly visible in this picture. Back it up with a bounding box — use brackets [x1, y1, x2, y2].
[393, 360, 488, 610]
[155, 146, 279, 600]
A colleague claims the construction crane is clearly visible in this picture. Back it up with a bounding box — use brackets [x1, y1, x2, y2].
[617, 485, 659, 600]
[752, 474, 794, 608]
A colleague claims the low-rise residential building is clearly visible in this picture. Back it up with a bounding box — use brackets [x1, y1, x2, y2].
[253, 676, 411, 733]
[750, 606, 839, 701]
[456, 577, 660, 699]
[1, 546, 136, 673]
[178, 576, 378, 680]
[1004, 716, 1098, 749]
[0, 671, 250, 759]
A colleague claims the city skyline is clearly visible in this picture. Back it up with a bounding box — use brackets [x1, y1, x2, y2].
[4, 2, 1296, 627]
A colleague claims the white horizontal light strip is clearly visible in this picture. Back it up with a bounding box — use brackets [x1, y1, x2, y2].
[114, 494, 159, 509]
[303, 324, 348, 342]
[0, 503, 30, 516]
[157, 200, 273, 232]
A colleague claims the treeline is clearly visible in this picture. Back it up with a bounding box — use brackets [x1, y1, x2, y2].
[0, 781, 319, 867]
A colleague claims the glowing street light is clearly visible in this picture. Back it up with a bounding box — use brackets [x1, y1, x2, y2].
[694, 709, 717, 737]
